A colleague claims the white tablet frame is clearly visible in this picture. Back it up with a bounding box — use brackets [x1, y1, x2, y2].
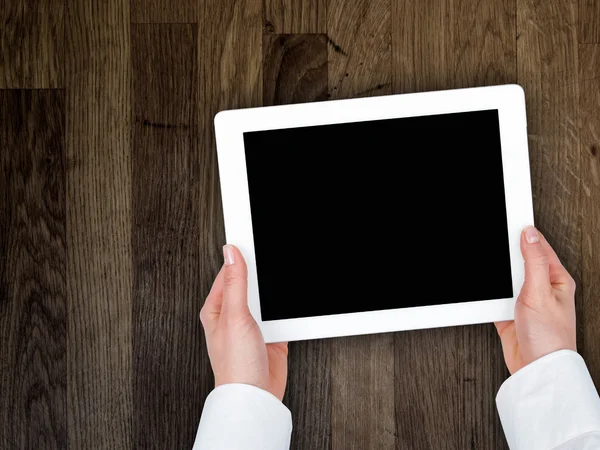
[214, 84, 533, 343]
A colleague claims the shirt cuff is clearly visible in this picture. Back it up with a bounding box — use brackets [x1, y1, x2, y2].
[496, 350, 600, 450]
[193, 383, 292, 450]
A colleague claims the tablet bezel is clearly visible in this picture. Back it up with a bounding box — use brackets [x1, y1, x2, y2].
[214, 84, 533, 343]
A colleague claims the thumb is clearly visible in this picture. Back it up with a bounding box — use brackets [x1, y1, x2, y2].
[520, 226, 551, 299]
[220, 245, 251, 320]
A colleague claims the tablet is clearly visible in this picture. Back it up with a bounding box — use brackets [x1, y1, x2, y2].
[214, 84, 533, 343]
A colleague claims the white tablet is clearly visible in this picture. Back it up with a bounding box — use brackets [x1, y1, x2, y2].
[214, 84, 533, 343]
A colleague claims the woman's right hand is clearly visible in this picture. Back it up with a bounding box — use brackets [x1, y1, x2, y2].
[495, 226, 577, 374]
[200, 245, 289, 401]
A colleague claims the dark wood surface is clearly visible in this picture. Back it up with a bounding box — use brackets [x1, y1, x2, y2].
[0, 90, 66, 449]
[65, 1, 132, 447]
[0, 0, 63, 88]
[131, 24, 206, 449]
[1, 1, 599, 448]
[131, 0, 197, 24]
[579, 0, 600, 43]
[264, 0, 326, 33]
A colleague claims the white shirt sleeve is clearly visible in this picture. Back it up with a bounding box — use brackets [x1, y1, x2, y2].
[496, 349, 600, 450]
[192, 383, 292, 450]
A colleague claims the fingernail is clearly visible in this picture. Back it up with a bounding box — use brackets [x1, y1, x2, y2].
[223, 245, 235, 265]
[524, 226, 539, 244]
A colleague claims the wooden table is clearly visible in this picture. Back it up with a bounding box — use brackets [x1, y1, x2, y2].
[1, 0, 599, 448]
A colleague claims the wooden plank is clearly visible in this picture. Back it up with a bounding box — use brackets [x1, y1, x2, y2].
[326, 2, 394, 449]
[392, 0, 515, 93]
[65, 0, 132, 447]
[0, 2, 21, 87]
[332, 335, 395, 450]
[328, 0, 391, 100]
[394, 330, 461, 447]
[457, 324, 510, 449]
[392, 0, 451, 93]
[579, 43, 600, 384]
[131, 0, 197, 24]
[263, 34, 328, 105]
[579, 0, 600, 43]
[262, 32, 330, 450]
[263, 0, 326, 33]
[196, 0, 261, 443]
[450, 0, 516, 88]
[131, 24, 202, 449]
[0, 0, 63, 88]
[392, 0, 515, 448]
[0, 90, 66, 449]
[200, 0, 262, 112]
[285, 338, 332, 450]
[21, 0, 64, 87]
[517, 0, 582, 340]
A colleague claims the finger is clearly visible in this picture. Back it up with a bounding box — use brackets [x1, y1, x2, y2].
[221, 245, 251, 321]
[493, 321, 520, 375]
[268, 341, 289, 357]
[199, 266, 225, 332]
[538, 232, 576, 292]
[266, 342, 289, 401]
[494, 320, 512, 337]
[520, 226, 552, 299]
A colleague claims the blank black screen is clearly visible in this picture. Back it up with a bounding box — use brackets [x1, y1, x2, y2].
[243, 109, 513, 321]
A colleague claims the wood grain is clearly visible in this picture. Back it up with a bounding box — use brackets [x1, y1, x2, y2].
[197, 2, 262, 446]
[263, 34, 328, 105]
[332, 335, 395, 450]
[517, 0, 582, 341]
[0, 90, 66, 449]
[285, 339, 332, 450]
[392, 0, 515, 93]
[200, 0, 262, 111]
[392, 0, 515, 447]
[65, 0, 132, 447]
[579, 43, 600, 384]
[263, 0, 326, 33]
[392, 0, 452, 93]
[579, 0, 600, 43]
[457, 325, 509, 449]
[131, 0, 196, 24]
[395, 329, 461, 448]
[131, 24, 204, 449]
[451, 0, 516, 88]
[0, 0, 63, 88]
[0, 1, 21, 87]
[262, 32, 331, 450]
[328, 0, 391, 99]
